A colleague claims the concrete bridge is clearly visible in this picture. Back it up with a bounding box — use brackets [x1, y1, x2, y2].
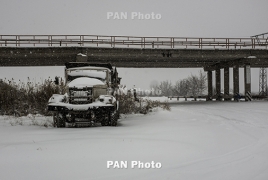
[1, 35, 268, 100]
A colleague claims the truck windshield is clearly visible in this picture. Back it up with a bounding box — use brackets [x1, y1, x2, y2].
[67, 69, 107, 82]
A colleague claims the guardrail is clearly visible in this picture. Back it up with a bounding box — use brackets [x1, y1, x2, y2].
[0, 35, 268, 49]
[168, 95, 268, 101]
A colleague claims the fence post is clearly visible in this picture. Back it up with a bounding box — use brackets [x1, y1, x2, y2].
[16, 36, 18, 47]
[143, 37, 145, 48]
[127, 37, 129, 48]
[252, 38, 255, 49]
[199, 38, 202, 49]
[33, 35, 35, 47]
[226, 38, 229, 49]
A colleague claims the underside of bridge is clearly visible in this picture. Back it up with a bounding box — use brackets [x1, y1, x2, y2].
[0, 47, 268, 67]
[0, 47, 268, 100]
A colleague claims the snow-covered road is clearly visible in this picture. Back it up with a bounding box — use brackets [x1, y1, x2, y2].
[0, 101, 268, 180]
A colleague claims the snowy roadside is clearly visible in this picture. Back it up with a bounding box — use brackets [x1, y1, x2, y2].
[0, 101, 268, 180]
[0, 114, 54, 127]
[0, 105, 164, 128]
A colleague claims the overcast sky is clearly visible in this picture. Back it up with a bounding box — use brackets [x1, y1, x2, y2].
[0, 0, 268, 92]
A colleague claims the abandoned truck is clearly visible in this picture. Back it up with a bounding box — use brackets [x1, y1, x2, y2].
[47, 62, 121, 127]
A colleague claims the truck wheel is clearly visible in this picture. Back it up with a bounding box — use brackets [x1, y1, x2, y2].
[101, 113, 109, 126]
[53, 113, 57, 127]
[55, 112, 66, 128]
[101, 119, 109, 126]
[110, 110, 119, 126]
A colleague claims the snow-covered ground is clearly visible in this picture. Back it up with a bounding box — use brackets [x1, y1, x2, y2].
[0, 100, 268, 180]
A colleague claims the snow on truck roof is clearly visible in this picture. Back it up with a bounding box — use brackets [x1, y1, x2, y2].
[65, 62, 113, 70]
[67, 66, 111, 71]
[67, 77, 105, 88]
[67, 69, 107, 80]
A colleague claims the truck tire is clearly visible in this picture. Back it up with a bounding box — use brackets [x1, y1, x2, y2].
[101, 119, 109, 126]
[101, 113, 110, 126]
[53, 113, 57, 127]
[55, 112, 66, 128]
[110, 110, 119, 126]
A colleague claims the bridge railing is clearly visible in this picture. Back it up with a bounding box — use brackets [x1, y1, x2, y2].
[0, 35, 267, 49]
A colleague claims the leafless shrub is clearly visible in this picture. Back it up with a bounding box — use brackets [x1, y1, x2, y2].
[0, 78, 65, 116]
[117, 95, 140, 114]
[118, 95, 170, 115]
[0, 78, 168, 118]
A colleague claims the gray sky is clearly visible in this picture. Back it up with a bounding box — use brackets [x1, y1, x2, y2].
[1, 0, 268, 37]
[0, 0, 267, 92]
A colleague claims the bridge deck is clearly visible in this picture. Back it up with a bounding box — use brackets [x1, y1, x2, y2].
[0, 35, 268, 68]
[1, 35, 268, 49]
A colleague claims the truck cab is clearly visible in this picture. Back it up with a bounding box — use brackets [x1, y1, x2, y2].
[47, 62, 120, 128]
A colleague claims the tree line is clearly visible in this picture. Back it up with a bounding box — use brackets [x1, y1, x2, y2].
[151, 71, 207, 97]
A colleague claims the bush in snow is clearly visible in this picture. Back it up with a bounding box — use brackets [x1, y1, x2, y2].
[4, 114, 53, 127]
[0, 77, 169, 117]
[117, 95, 170, 115]
[0, 78, 65, 116]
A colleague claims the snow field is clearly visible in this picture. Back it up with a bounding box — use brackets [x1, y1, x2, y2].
[0, 101, 268, 180]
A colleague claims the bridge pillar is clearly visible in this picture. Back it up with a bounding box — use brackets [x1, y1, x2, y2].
[207, 70, 213, 101]
[244, 64, 251, 101]
[224, 67, 230, 101]
[233, 65, 239, 96]
[216, 68, 221, 100]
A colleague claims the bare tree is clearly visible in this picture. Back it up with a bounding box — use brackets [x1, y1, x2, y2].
[173, 79, 190, 96]
[186, 71, 207, 96]
[172, 70, 207, 97]
[188, 75, 199, 96]
[154, 71, 207, 97]
[197, 70, 207, 95]
[157, 80, 173, 96]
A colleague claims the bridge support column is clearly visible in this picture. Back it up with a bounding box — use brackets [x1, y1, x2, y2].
[224, 67, 230, 101]
[216, 68, 221, 101]
[207, 70, 213, 101]
[244, 64, 251, 101]
[233, 65, 239, 97]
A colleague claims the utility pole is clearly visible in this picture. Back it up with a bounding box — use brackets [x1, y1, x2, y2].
[259, 68, 267, 96]
[251, 32, 268, 96]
